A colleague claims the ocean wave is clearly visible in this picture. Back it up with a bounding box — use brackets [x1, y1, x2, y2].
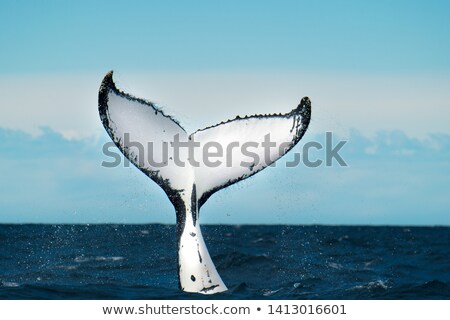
[262, 288, 282, 296]
[251, 237, 276, 245]
[414, 280, 449, 291]
[1, 224, 449, 299]
[55, 265, 78, 271]
[216, 252, 275, 268]
[1, 281, 20, 288]
[74, 256, 124, 263]
[349, 280, 390, 291]
[327, 262, 344, 270]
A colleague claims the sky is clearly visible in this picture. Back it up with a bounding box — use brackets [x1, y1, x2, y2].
[0, 0, 449, 225]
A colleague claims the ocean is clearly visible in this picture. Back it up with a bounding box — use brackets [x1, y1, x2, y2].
[0, 224, 449, 299]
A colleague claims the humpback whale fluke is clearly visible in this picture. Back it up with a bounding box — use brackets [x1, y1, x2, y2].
[98, 71, 311, 294]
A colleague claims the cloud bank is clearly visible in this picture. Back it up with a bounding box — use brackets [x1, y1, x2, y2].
[1, 127, 449, 225]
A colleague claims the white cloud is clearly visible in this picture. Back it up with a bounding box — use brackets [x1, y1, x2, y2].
[1, 71, 449, 139]
[1, 128, 449, 224]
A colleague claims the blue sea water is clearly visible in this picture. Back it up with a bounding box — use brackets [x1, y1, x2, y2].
[0, 224, 449, 299]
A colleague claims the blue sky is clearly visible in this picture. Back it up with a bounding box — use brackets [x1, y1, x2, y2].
[1, 0, 449, 74]
[0, 1, 449, 224]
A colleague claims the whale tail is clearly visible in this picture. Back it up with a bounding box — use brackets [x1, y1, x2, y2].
[98, 71, 311, 294]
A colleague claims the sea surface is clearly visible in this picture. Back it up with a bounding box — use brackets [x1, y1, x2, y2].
[0, 224, 449, 299]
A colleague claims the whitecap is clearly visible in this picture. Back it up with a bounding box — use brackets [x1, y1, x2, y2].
[2, 281, 20, 287]
[251, 238, 265, 244]
[74, 256, 124, 263]
[263, 288, 282, 296]
[74, 256, 90, 263]
[95, 256, 124, 262]
[350, 280, 389, 291]
[56, 265, 78, 270]
[328, 262, 343, 270]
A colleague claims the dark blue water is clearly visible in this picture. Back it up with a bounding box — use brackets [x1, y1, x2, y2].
[0, 224, 449, 299]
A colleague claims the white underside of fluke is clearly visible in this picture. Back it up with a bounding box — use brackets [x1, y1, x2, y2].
[98, 71, 311, 294]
